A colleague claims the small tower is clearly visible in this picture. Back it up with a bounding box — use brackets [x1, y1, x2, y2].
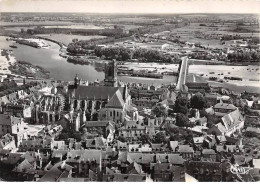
[74, 74, 80, 88]
[104, 60, 118, 87]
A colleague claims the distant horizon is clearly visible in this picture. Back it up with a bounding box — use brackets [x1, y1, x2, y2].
[0, 0, 259, 14]
[1, 12, 259, 15]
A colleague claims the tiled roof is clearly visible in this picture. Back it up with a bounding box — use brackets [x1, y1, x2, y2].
[170, 141, 179, 151]
[0, 96, 10, 104]
[127, 152, 142, 163]
[51, 150, 68, 158]
[110, 173, 146, 182]
[66, 149, 102, 163]
[0, 134, 14, 148]
[85, 121, 110, 127]
[39, 161, 73, 182]
[221, 109, 244, 130]
[214, 103, 237, 110]
[69, 85, 124, 100]
[202, 149, 216, 155]
[154, 163, 171, 172]
[21, 151, 37, 163]
[118, 151, 127, 163]
[13, 159, 34, 173]
[178, 145, 194, 153]
[215, 123, 227, 133]
[217, 135, 227, 143]
[2, 153, 22, 165]
[168, 154, 186, 165]
[156, 153, 168, 163]
[141, 154, 155, 164]
[127, 162, 142, 174]
[106, 90, 124, 108]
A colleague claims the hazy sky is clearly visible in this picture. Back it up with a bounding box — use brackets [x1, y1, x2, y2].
[0, 0, 259, 14]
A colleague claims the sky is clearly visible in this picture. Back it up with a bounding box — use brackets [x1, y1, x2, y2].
[0, 0, 259, 14]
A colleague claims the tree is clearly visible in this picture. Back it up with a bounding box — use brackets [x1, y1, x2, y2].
[154, 132, 167, 144]
[140, 134, 151, 144]
[190, 93, 207, 110]
[206, 114, 220, 126]
[152, 103, 168, 117]
[175, 113, 190, 128]
[118, 136, 127, 142]
[174, 96, 189, 114]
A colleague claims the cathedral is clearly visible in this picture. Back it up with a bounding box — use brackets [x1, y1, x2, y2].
[66, 60, 138, 130]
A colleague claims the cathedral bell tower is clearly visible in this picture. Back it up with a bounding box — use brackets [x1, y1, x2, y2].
[104, 59, 118, 87]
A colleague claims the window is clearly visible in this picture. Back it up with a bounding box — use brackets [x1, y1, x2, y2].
[117, 112, 119, 117]
[110, 111, 112, 117]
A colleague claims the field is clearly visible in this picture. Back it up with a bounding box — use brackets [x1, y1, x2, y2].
[167, 22, 260, 49]
[44, 24, 105, 30]
[36, 34, 107, 45]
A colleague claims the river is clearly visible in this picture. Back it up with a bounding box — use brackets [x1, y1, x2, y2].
[0, 36, 259, 92]
[0, 36, 176, 85]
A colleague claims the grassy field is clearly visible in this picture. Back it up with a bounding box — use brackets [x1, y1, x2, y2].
[36, 34, 107, 45]
[168, 22, 260, 49]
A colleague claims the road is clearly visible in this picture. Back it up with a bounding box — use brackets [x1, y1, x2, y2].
[176, 56, 189, 91]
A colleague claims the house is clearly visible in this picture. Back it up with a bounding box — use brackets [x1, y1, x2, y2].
[216, 145, 243, 154]
[0, 153, 23, 180]
[152, 163, 185, 182]
[0, 114, 28, 146]
[184, 161, 223, 181]
[12, 159, 36, 181]
[1, 103, 31, 118]
[208, 109, 244, 137]
[51, 140, 66, 150]
[126, 162, 143, 174]
[119, 120, 154, 140]
[84, 121, 115, 140]
[177, 145, 194, 159]
[213, 103, 238, 117]
[39, 161, 73, 182]
[203, 135, 217, 149]
[186, 75, 210, 93]
[205, 93, 220, 106]
[220, 109, 244, 137]
[51, 150, 68, 163]
[103, 173, 146, 182]
[201, 149, 217, 162]
[66, 149, 102, 178]
[140, 153, 155, 173]
[232, 154, 252, 167]
[0, 133, 16, 152]
[18, 138, 52, 153]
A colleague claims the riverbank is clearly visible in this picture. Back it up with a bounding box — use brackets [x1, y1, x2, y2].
[0, 49, 16, 75]
[0, 48, 50, 79]
[9, 60, 50, 79]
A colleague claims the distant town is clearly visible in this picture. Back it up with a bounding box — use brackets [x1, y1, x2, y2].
[0, 12, 259, 182]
